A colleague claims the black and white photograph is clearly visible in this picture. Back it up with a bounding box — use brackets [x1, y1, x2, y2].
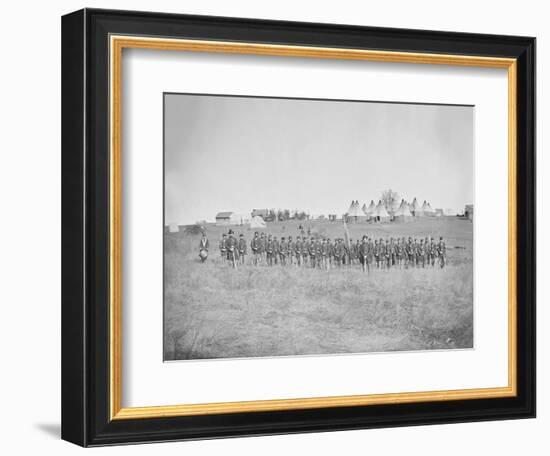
[163, 93, 474, 361]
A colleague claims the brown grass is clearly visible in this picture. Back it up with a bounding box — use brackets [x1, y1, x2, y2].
[164, 217, 473, 360]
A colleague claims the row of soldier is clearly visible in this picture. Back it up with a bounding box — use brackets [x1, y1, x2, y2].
[204, 230, 447, 271]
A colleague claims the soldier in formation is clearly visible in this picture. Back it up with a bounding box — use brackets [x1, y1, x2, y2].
[210, 231, 448, 270]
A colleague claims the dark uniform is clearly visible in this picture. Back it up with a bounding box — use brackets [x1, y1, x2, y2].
[294, 236, 303, 266]
[238, 234, 247, 265]
[225, 233, 238, 268]
[273, 237, 280, 265]
[358, 237, 370, 273]
[279, 238, 288, 266]
[266, 236, 275, 266]
[418, 240, 426, 267]
[287, 236, 294, 266]
[333, 240, 344, 267]
[219, 235, 227, 262]
[384, 240, 391, 269]
[251, 233, 261, 266]
[259, 234, 267, 265]
[438, 237, 447, 268]
[428, 241, 437, 267]
[406, 238, 414, 267]
[308, 238, 317, 268]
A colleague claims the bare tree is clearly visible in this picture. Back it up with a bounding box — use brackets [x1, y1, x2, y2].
[380, 189, 400, 211]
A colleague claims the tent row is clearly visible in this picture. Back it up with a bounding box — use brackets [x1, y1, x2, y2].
[345, 198, 442, 223]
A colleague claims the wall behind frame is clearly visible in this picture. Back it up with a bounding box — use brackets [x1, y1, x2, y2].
[0, 1, 544, 455]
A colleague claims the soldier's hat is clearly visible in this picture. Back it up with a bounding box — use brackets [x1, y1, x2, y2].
[254, 231, 258, 235]
[239, 233, 244, 237]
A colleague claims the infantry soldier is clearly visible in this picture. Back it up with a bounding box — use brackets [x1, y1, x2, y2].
[395, 238, 403, 268]
[259, 233, 267, 266]
[219, 233, 227, 263]
[334, 238, 345, 268]
[308, 237, 317, 268]
[428, 238, 437, 267]
[302, 236, 310, 267]
[353, 239, 361, 266]
[294, 236, 303, 267]
[438, 236, 447, 268]
[225, 230, 238, 268]
[250, 232, 261, 266]
[358, 235, 370, 273]
[287, 236, 294, 266]
[373, 239, 380, 268]
[329, 239, 336, 269]
[273, 236, 280, 265]
[266, 234, 275, 267]
[389, 238, 397, 267]
[198, 233, 209, 263]
[406, 237, 414, 268]
[238, 233, 247, 266]
[413, 238, 420, 266]
[418, 239, 426, 268]
[385, 239, 392, 269]
[279, 237, 288, 266]
[318, 238, 327, 269]
[378, 238, 385, 269]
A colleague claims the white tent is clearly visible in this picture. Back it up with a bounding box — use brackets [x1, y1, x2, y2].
[363, 200, 376, 219]
[346, 200, 366, 222]
[374, 200, 390, 222]
[419, 200, 435, 217]
[168, 223, 179, 233]
[393, 200, 413, 223]
[249, 215, 266, 228]
[410, 197, 421, 216]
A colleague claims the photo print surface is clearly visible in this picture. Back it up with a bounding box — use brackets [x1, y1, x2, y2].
[163, 93, 474, 361]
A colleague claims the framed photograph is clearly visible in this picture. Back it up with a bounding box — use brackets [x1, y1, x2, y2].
[62, 8, 536, 446]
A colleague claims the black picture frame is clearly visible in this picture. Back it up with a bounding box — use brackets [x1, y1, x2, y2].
[62, 8, 535, 447]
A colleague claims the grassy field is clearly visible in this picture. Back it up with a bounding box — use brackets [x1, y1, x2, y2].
[164, 217, 473, 360]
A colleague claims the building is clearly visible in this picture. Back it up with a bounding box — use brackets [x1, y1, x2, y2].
[215, 212, 233, 225]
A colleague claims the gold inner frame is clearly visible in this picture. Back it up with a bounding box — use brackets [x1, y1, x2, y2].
[109, 35, 517, 420]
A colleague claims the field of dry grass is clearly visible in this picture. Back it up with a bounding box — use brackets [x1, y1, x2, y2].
[164, 217, 473, 360]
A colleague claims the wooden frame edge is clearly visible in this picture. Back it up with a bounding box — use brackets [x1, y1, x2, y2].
[109, 35, 518, 421]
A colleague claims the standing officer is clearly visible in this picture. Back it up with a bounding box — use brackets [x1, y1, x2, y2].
[385, 239, 392, 269]
[358, 235, 370, 273]
[225, 230, 238, 268]
[238, 233, 247, 266]
[198, 233, 209, 262]
[279, 237, 288, 266]
[287, 236, 294, 266]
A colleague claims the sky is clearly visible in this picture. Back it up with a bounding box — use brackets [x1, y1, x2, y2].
[164, 94, 473, 225]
